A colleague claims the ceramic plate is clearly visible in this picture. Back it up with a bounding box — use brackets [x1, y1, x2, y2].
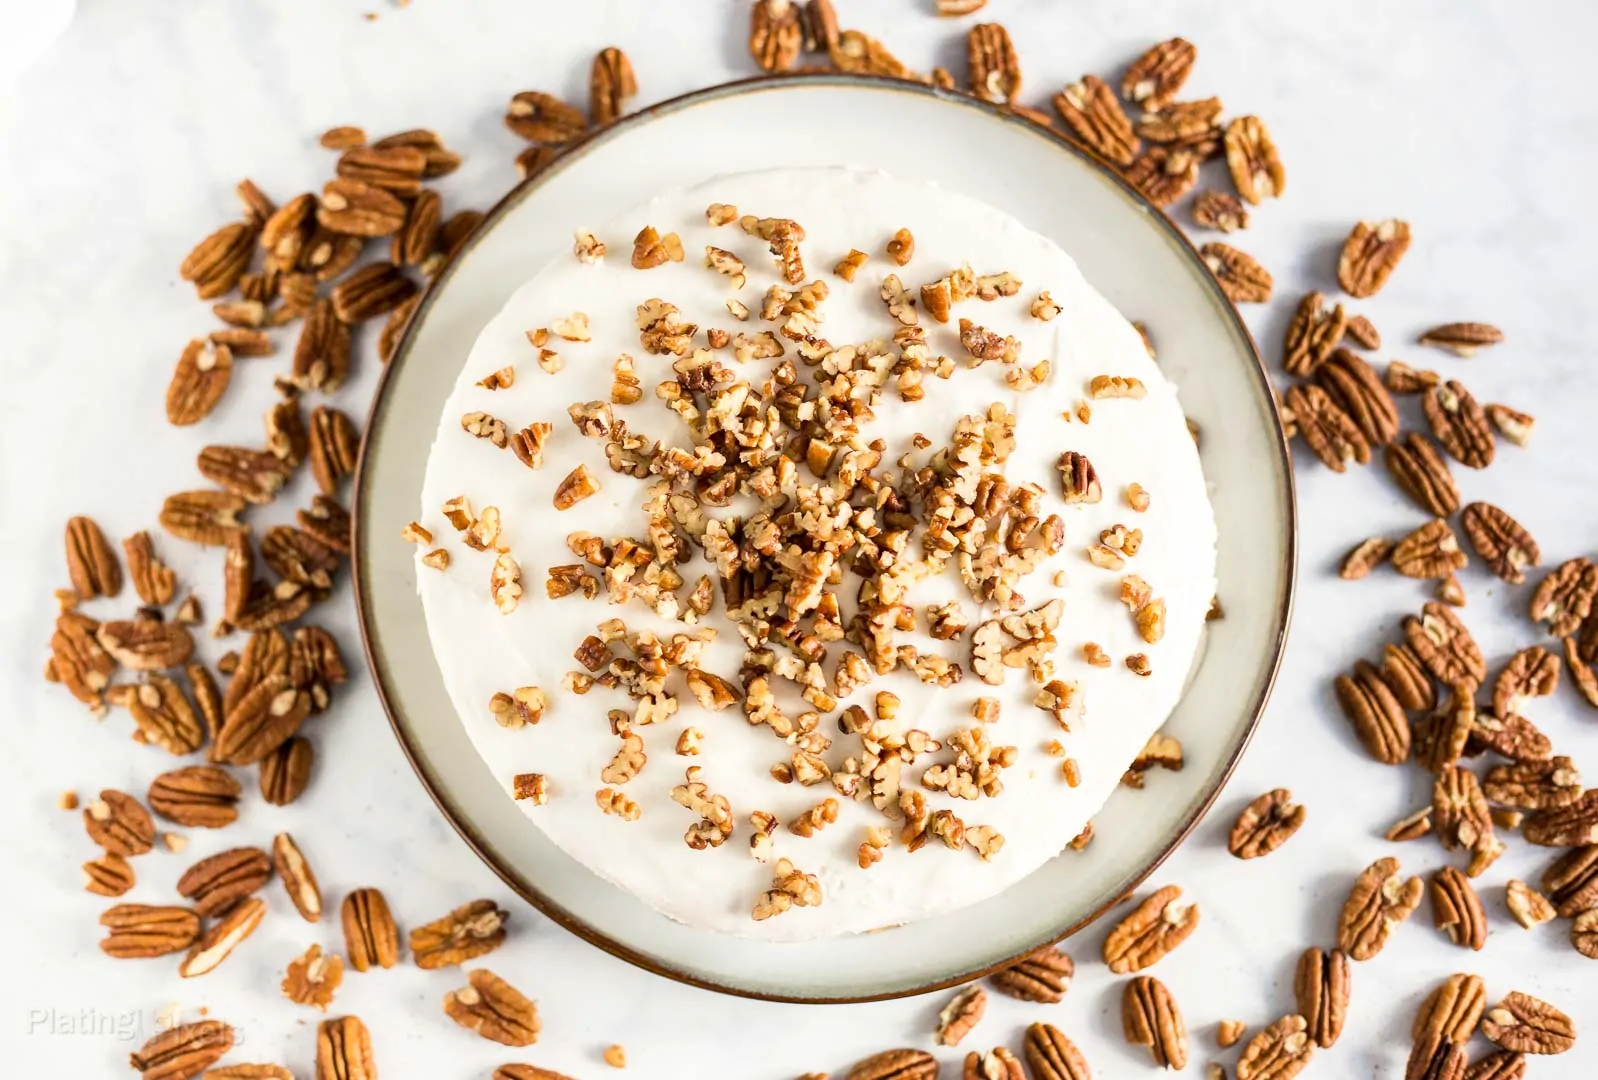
[354, 74, 1295, 1002]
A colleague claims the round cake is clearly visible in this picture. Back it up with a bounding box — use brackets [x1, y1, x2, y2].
[416, 167, 1217, 940]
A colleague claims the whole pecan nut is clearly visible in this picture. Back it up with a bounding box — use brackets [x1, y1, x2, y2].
[1481, 992, 1576, 1055]
[343, 887, 401, 970]
[1229, 788, 1307, 858]
[1460, 502, 1539, 584]
[1121, 975, 1187, 1069]
[1338, 856, 1423, 960]
[1293, 947, 1350, 1048]
[411, 898, 510, 970]
[989, 944, 1073, 1002]
[1236, 1014, 1314, 1080]
[1103, 884, 1199, 973]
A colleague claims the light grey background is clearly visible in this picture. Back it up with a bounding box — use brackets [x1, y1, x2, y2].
[2, 1, 1595, 1077]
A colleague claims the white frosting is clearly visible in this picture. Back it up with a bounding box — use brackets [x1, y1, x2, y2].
[417, 168, 1217, 940]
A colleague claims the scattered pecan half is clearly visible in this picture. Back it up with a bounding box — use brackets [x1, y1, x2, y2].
[1505, 879, 1557, 929]
[1392, 519, 1469, 580]
[148, 765, 240, 827]
[989, 944, 1073, 1002]
[936, 985, 987, 1047]
[1236, 1014, 1314, 1080]
[1419, 322, 1504, 357]
[1191, 189, 1249, 232]
[1122, 975, 1187, 1069]
[273, 831, 323, 923]
[1385, 432, 1460, 517]
[1223, 116, 1284, 204]
[1424, 379, 1495, 469]
[84, 789, 156, 857]
[1294, 947, 1349, 1049]
[444, 968, 541, 1046]
[1315, 348, 1398, 446]
[1339, 537, 1394, 580]
[342, 887, 400, 970]
[177, 845, 272, 918]
[1334, 660, 1410, 764]
[1053, 75, 1138, 166]
[1524, 790, 1598, 847]
[1122, 38, 1196, 110]
[1431, 866, 1487, 950]
[100, 903, 201, 958]
[1482, 992, 1575, 1055]
[589, 47, 637, 126]
[1460, 502, 1539, 584]
[1281, 292, 1346, 376]
[1023, 1022, 1090, 1080]
[1201, 242, 1273, 303]
[845, 1049, 938, 1080]
[411, 899, 509, 970]
[316, 1016, 376, 1080]
[504, 91, 587, 144]
[968, 23, 1020, 104]
[1338, 856, 1423, 960]
[1103, 884, 1199, 973]
[1229, 788, 1307, 858]
[130, 1020, 234, 1080]
[1403, 602, 1487, 688]
[1337, 219, 1411, 298]
[1284, 384, 1370, 471]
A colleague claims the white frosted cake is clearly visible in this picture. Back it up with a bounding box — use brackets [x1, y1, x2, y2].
[415, 168, 1217, 940]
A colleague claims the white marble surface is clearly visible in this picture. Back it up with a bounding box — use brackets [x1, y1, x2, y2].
[2, 1, 1596, 1076]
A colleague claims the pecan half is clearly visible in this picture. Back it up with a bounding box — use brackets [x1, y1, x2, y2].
[1103, 884, 1199, 973]
[1482, 992, 1575, 1055]
[65, 516, 122, 599]
[1338, 856, 1423, 960]
[309, 406, 360, 495]
[1122, 38, 1196, 110]
[217, 674, 309, 765]
[1201, 242, 1272, 302]
[1023, 1022, 1090, 1080]
[260, 736, 313, 805]
[1191, 189, 1249, 232]
[846, 1050, 937, 1080]
[1392, 519, 1469, 580]
[1124, 146, 1201, 207]
[1294, 947, 1349, 1048]
[1431, 866, 1486, 950]
[1575, 909, 1598, 959]
[181, 220, 257, 299]
[1530, 558, 1597, 636]
[180, 894, 266, 977]
[1338, 219, 1411, 298]
[395, 189, 441, 267]
[148, 765, 240, 827]
[1420, 322, 1504, 358]
[968, 23, 1020, 104]
[1434, 764, 1495, 855]
[1136, 97, 1222, 145]
[1282, 292, 1346, 376]
[1334, 660, 1410, 764]
[411, 899, 509, 970]
[589, 46, 637, 126]
[166, 339, 234, 427]
[1237, 1015, 1314, 1080]
[1385, 432, 1460, 517]
[1380, 642, 1436, 712]
[1404, 602, 1487, 687]
[130, 1019, 233, 1080]
[318, 177, 405, 237]
[336, 144, 424, 195]
[1460, 502, 1539, 584]
[1284, 384, 1369, 472]
[101, 903, 201, 959]
[343, 887, 400, 970]
[127, 674, 206, 754]
[829, 30, 912, 78]
[122, 530, 175, 606]
[293, 299, 353, 392]
[1424, 380, 1495, 469]
[1524, 790, 1598, 847]
[1229, 788, 1306, 858]
[197, 445, 289, 506]
[283, 942, 344, 1011]
[177, 845, 272, 917]
[1485, 756, 1581, 811]
[84, 790, 155, 857]
[1316, 348, 1398, 445]
[1567, 633, 1598, 709]
[1121, 975, 1187, 1069]
[273, 831, 323, 922]
[936, 985, 986, 1046]
[1469, 710, 1552, 763]
[749, 0, 803, 71]
[1223, 115, 1284, 204]
[1346, 314, 1381, 349]
[332, 261, 416, 323]
[1053, 75, 1138, 166]
[316, 1016, 376, 1080]
[988, 944, 1073, 1002]
[83, 852, 135, 897]
[444, 968, 541, 1046]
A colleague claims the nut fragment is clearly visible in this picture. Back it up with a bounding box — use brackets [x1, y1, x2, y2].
[1504, 879, 1556, 929]
[1339, 537, 1393, 580]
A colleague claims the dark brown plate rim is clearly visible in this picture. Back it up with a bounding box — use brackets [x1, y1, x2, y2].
[352, 70, 1297, 1004]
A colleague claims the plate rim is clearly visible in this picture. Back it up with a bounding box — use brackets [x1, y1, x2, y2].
[352, 71, 1298, 1003]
